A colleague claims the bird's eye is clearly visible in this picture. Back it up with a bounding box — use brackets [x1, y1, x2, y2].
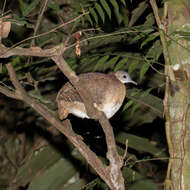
[123, 75, 127, 79]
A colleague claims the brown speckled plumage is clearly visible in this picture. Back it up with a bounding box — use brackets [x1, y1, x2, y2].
[56, 71, 136, 119]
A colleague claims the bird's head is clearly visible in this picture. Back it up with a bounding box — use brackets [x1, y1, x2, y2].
[115, 70, 137, 85]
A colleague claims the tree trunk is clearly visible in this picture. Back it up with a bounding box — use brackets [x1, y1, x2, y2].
[164, 0, 190, 189]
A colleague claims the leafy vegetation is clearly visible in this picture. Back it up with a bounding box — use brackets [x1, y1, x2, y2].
[0, 0, 167, 189]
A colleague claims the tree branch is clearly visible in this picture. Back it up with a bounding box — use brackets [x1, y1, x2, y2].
[4, 62, 125, 190]
[0, 44, 59, 58]
[0, 27, 125, 188]
[52, 52, 125, 189]
[0, 85, 20, 100]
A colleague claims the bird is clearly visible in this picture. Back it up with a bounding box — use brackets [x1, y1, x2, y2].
[56, 70, 137, 120]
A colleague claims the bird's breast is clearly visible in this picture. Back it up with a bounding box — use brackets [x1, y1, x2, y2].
[101, 102, 121, 118]
[100, 83, 126, 118]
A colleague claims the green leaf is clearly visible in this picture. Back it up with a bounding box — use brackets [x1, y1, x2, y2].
[133, 33, 146, 41]
[95, 3, 105, 23]
[86, 13, 93, 26]
[110, 0, 119, 10]
[110, 0, 123, 24]
[141, 32, 159, 48]
[120, 0, 126, 6]
[116, 132, 167, 157]
[114, 9, 123, 25]
[27, 158, 77, 190]
[15, 146, 62, 185]
[122, 100, 134, 111]
[141, 88, 153, 97]
[63, 179, 86, 190]
[174, 30, 190, 36]
[131, 103, 140, 116]
[126, 89, 163, 118]
[23, 0, 39, 17]
[128, 1, 148, 27]
[72, 17, 81, 32]
[123, 168, 160, 190]
[12, 57, 21, 67]
[79, 55, 100, 72]
[10, 14, 34, 28]
[130, 90, 141, 97]
[90, 8, 98, 24]
[81, 15, 85, 25]
[104, 56, 120, 70]
[114, 57, 128, 71]
[140, 62, 150, 80]
[144, 13, 155, 26]
[93, 55, 110, 71]
[100, 0, 111, 19]
[120, 5, 129, 26]
[128, 60, 138, 74]
[18, 0, 27, 16]
[47, 1, 60, 12]
[173, 31, 190, 41]
[146, 40, 162, 60]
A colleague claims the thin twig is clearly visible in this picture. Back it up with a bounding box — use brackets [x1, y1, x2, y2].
[150, 0, 162, 28]
[0, 0, 7, 42]
[31, 0, 48, 46]
[66, 29, 153, 50]
[144, 57, 165, 75]
[1, 0, 7, 16]
[150, 0, 170, 65]
[4, 11, 89, 52]
[0, 28, 152, 58]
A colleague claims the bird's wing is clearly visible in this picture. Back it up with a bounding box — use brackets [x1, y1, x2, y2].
[79, 73, 117, 106]
[56, 72, 118, 106]
[56, 82, 82, 103]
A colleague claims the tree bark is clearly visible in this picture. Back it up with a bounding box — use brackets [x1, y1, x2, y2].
[164, 0, 190, 189]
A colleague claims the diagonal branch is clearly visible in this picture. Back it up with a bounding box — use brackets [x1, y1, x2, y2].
[0, 28, 125, 189]
[4, 62, 122, 190]
[0, 85, 20, 100]
[0, 44, 59, 58]
[52, 52, 125, 189]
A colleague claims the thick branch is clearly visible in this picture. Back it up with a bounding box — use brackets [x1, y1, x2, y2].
[0, 85, 20, 100]
[0, 44, 59, 58]
[52, 55, 125, 189]
[4, 63, 118, 189]
[0, 39, 125, 189]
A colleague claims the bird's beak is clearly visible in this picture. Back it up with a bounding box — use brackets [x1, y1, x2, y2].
[129, 80, 137, 85]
